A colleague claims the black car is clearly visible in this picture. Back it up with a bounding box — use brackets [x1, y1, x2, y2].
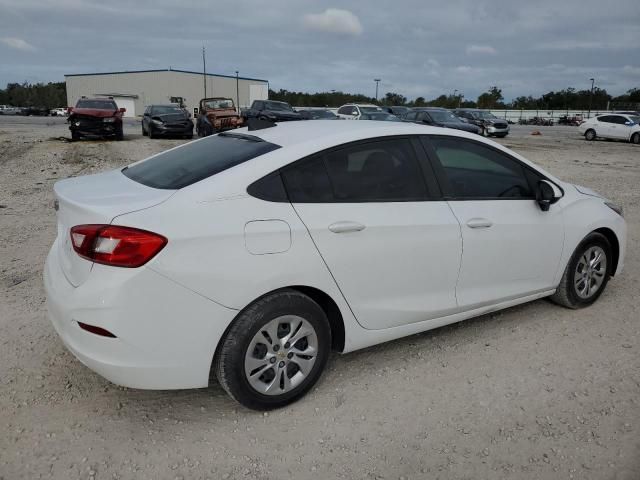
[453, 108, 509, 137]
[142, 104, 194, 139]
[298, 109, 339, 120]
[403, 108, 480, 134]
[382, 106, 410, 117]
[242, 100, 303, 122]
[20, 106, 49, 116]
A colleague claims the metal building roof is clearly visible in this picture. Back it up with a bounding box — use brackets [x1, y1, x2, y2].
[64, 68, 267, 83]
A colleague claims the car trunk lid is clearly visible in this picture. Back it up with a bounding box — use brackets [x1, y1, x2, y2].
[53, 169, 175, 286]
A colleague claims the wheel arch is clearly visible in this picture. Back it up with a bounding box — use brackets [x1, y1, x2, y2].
[211, 285, 346, 379]
[593, 227, 620, 276]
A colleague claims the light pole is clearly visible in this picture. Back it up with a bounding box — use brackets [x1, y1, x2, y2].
[458, 93, 463, 108]
[587, 78, 595, 118]
[453, 89, 458, 108]
[235, 70, 240, 113]
[202, 46, 207, 98]
[374, 79, 381, 102]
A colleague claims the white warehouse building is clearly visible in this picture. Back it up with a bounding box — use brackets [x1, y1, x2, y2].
[65, 68, 269, 117]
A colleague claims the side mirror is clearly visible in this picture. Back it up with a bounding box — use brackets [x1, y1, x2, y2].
[422, 118, 432, 125]
[143, 112, 150, 116]
[536, 180, 563, 211]
[119, 107, 126, 113]
[625, 121, 634, 126]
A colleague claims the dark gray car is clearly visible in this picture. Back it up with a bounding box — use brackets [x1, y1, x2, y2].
[453, 108, 509, 137]
[403, 108, 480, 134]
[142, 104, 194, 139]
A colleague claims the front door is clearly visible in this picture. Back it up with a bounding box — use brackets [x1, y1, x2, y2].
[425, 135, 565, 308]
[282, 137, 462, 330]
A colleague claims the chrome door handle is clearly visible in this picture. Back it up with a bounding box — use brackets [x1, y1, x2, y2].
[328, 221, 366, 233]
[466, 218, 493, 229]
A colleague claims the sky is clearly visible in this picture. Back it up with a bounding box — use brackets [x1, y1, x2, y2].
[0, 0, 639, 102]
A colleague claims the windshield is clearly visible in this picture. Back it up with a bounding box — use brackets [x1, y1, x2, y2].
[203, 99, 235, 109]
[628, 115, 640, 124]
[123, 134, 280, 189]
[75, 100, 117, 110]
[264, 101, 293, 111]
[427, 110, 461, 123]
[151, 106, 184, 115]
[360, 106, 382, 113]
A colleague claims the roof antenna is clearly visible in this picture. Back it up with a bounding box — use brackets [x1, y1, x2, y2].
[247, 117, 276, 131]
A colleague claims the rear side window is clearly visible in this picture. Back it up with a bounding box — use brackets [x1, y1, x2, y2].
[281, 138, 428, 202]
[123, 134, 280, 189]
[429, 137, 533, 199]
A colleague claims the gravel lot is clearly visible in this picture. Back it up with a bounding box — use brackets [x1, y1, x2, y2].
[1, 117, 638, 480]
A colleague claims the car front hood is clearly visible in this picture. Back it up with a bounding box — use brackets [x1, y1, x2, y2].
[70, 108, 117, 118]
[573, 184, 603, 198]
[155, 113, 189, 122]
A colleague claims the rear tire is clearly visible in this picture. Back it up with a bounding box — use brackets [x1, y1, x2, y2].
[214, 290, 331, 410]
[585, 129, 596, 141]
[631, 132, 640, 144]
[141, 124, 147, 136]
[550, 232, 612, 309]
[148, 126, 155, 139]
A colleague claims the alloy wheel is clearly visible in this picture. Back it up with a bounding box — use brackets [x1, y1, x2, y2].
[574, 246, 607, 299]
[244, 315, 318, 395]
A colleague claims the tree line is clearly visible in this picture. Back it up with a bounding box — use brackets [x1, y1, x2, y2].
[1, 81, 638, 111]
[270, 86, 640, 110]
[0, 82, 67, 109]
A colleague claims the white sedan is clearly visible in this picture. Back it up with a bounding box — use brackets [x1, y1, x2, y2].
[44, 120, 626, 409]
[579, 113, 640, 143]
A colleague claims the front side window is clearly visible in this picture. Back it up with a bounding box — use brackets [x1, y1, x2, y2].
[404, 111, 417, 120]
[429, 137, 533, 199]
[337, 106, 353, 115]
[282, 138, 428, 202]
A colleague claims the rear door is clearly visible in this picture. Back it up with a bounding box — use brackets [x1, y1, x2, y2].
[282, 136, 462, 330]
[424, 135, 564, 309]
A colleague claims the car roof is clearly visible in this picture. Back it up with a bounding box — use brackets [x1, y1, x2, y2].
[341, 103, 379, 108]
[413, 107, 448, 111]
[233, 119, 443, 148]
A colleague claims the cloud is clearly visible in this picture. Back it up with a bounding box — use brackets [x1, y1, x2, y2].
[303, 9, 363, 36]
[0, 37, 36, 51]
[466, 44, 497, 55]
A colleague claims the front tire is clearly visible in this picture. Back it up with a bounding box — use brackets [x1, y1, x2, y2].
[214, 290, 331, 410]
[585, 129, 596, 141]
[631, 132, 640, 144]
[550, 232, 612, 309]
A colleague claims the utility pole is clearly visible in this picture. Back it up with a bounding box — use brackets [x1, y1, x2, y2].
[453, 89, 458, 108]
[458, 93, 463, 108]
[202, 46, 207, 98]
[374, 79, 381, 102]
[587, 77, 595, 118]
[235, 70, 240, 113]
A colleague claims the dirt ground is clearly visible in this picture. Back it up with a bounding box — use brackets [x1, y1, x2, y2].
[0, 117, 638, 480]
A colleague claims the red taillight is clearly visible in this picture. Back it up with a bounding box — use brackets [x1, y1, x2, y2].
[70, 224, 167, 268]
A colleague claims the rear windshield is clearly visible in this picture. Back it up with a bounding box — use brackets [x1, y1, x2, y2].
[122, 133, 280, 189]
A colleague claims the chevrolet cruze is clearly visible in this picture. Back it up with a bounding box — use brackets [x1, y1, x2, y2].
[44, 120, 626, 409]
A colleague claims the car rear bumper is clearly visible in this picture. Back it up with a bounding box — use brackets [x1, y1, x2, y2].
[44, 242, 238, 390]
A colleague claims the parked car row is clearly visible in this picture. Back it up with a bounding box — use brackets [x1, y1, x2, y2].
[0, 105, 68, 116]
